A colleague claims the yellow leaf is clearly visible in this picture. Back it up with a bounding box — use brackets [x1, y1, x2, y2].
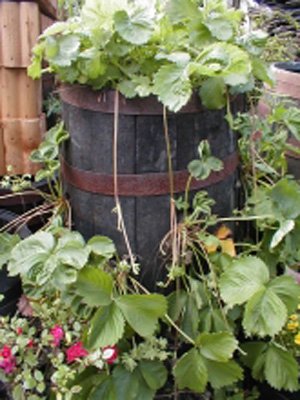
[220, 239, 236, 257]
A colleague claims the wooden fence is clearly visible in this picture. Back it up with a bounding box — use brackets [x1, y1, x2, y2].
[0, 0, 57, 176]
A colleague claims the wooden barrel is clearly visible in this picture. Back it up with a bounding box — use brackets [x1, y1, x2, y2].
[60, 84, 243, 288]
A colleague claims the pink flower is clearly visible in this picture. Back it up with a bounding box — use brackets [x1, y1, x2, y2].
[102, 345, 118, 364]
[66, 342, 88, 363]
[50, 325, 64, 347]
[0, 346, 12, 359]
[0, 346, 16, 374]
[0, 358, 16, 374]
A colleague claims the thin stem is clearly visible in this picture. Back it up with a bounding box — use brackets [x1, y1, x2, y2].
[184, 214, 274, 227]
[184, 175, 193, 220]
[113, 90, 136, 269]
[163, 106, 178, 268]
[164, 314, 195, 345]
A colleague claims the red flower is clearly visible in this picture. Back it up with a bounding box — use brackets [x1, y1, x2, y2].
[0, 346, 12, 359]
[0, 346, 16, 374]
[66, 342, 88, 363]
[0, 358, 16, 374]
[102, 345, 118, 364]
[27, 339, 34, 348]
[50, 325, 64, 347]
[16, 327, 23, 335]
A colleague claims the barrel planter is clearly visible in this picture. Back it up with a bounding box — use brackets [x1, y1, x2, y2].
[60, 85, 243, 288]
[0, 209, 31, 316]
[258, 61, 300, 179]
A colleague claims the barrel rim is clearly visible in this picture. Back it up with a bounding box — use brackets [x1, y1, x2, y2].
[59, 84, 206, 115]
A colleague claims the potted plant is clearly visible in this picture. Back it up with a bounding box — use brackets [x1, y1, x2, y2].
[0, 0, 292, 400]
[27, 0, 272, 286]
[0, 96, 299, 398]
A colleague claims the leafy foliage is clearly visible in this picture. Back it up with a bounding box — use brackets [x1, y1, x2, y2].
[28, 0, 269, 111]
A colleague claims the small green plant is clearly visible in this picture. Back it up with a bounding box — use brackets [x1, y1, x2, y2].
[233, 99, 300, 195]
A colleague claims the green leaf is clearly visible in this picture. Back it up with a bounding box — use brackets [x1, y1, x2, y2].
[196, 332, 238, 362]
[46, 121, 69, 145]
[284, 107, 300, 141]
[188, 157, 223, 180]
[166, 0, 199, 23]
[270, 219, 295, 249]
[117, 80, 137, 98]
[89, 377, 116, 400]
[194, 43, 251, 86]
[52, 265, 78, 289]
[87, 303, 125, 350]
[115, 294, 167, 337]
[173, 348, 208, 393]
[205, 17, 233, 41]
[156, 52, 191, 66]
[0, 233, 20, 268]
[205, 359, 243, 389]
[270, 178, 300, 220]
[264, 344, 299, 392]
[87, 236, 116, 259]
[56, 246, 90, 269]
[114, 9, 154, 45]
[267, 275, 300, 314]
[35, 254, 60, 285]
[70, 369, 106, 400]
[76, 266, 113, 306]
[153, 64, 192, 112]
[139, 360, 168, 391]
[243, 287, 287, 337]
[27, 57, 42, 80]
[198, 307, 228, 333]
[82, 0, 127, 33]
[251, 57, 273, 86]
[241, 342, 267, 370]
[167, 290, 188, 321]
[252, 351, 268, 382]
[7, 231, 55, 276]
[199, 78, 226, 110]
[181, 296, 200, 340]
[219, 256, 269, 307]
[12, 385, 25, 400]
[51, 35, 81, 67]
[188, 160, 210, 180]
[112, 366, 139, 400]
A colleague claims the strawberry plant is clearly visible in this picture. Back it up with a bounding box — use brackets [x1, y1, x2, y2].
[28, 0, 271, 112]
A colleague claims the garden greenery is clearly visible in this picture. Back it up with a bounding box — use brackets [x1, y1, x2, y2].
[0, 0, 299, 398]
[0, 97, 300, 398]
[28, 0, 271, 112]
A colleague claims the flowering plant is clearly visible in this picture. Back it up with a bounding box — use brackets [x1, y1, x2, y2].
[0, 298, 118, 400]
